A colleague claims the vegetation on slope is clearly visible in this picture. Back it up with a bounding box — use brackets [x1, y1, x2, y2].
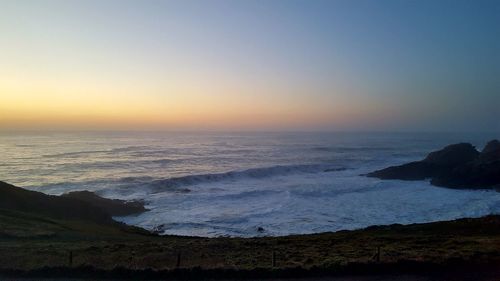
[0, 180, 499, 278]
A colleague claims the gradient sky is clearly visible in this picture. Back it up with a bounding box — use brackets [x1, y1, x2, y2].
[1, 0, 499, 131]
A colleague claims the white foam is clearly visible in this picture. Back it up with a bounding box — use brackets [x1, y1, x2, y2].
[3, 131, 499, 237]
[116, 168, 500, 237]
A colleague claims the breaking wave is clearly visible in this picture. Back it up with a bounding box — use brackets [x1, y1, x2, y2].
[150, 164, 346, 190]
[6, 131, 499, 237]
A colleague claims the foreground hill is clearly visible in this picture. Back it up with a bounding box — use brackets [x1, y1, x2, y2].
[0, 181, 150, 239]
[0, 181, 499, 279]
[0, 181, 111, 224]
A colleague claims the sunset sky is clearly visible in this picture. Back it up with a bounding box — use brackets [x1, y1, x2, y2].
[1, 0, 499, 131]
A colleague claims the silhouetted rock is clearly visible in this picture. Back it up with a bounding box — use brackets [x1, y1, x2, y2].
[367, 161, 439, 180]
[152, 224, 166, 234]
[0, 181, 148, 226]
[367, 140, 500, 190]
[432, 140, 500, 189]
[368, 143, 479, 180]
[422, 143, 479, 166]
[0, 181, 113, 224]
[479, 139, 500, 162]
[62, 190, 147, 216]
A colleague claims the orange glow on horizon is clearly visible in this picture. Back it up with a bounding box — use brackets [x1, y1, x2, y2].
[0, 66, 386, 130]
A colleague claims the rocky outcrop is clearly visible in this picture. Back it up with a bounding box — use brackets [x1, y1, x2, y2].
[367, 140, 500, 190]
[479, 139, 500, 162]
[422, 143, 480, 166]
[0, 181, 114, 224]
[0, 181, 148, 225]
[62, 190, 147, 216]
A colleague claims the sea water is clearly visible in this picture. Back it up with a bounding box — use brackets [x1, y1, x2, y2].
[1, 131, 499, 237]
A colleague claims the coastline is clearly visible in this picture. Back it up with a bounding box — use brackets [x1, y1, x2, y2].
[1, 213, 499, 279]
[1, 181, 499, 279]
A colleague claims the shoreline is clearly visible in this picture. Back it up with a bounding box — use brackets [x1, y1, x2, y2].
[1, 181, 500, 279]
[2, 215, 499, 279]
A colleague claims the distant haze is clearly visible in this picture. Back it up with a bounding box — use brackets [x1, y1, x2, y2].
[1, 0, 499, 132]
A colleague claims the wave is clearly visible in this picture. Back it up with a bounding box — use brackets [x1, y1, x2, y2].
[29, 163, 347, 196]
[290, 185, 378, 199]
[211, 189, 282, 201]
[51, 158, 177, 171]
[15, 144, 37, 147]
[150, 164, 345, 190]
[312, 146, 396, 152]
[150, 159, 174, 165]
[42, 146, 154, 158]
[43, 150, 111, 158]
[118, 176, 155, 183]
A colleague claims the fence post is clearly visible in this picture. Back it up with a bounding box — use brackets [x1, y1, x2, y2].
[176, 252, 181, 268]
[372, 246, 381, 262]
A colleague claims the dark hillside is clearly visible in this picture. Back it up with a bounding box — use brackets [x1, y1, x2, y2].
[0, 181, 113, 224]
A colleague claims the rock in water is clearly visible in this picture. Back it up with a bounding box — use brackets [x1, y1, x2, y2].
[367, 140, 500, 190]
[432, 140, 500, 189]
[422, 143, 479, 166]
[367, 143, 479, 180]
[62, 191, 147, 216]
[366, 161, 439, 180]
[0, 181, 113, 224]
[479, 140, 500, 162]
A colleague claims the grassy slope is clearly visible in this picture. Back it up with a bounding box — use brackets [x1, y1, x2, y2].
[0, 180, 499, 276]
[1, 209, 499, 271]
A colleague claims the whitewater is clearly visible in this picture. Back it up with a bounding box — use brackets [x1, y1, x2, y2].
[1, 131, 499, 237]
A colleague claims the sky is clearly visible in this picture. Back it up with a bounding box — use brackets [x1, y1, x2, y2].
[0, 0, 499, 132]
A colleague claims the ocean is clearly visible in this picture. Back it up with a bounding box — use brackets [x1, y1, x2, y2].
[1, 131, 499, 237]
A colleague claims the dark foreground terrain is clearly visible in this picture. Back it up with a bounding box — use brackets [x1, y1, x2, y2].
[1, 181, 499, 280]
